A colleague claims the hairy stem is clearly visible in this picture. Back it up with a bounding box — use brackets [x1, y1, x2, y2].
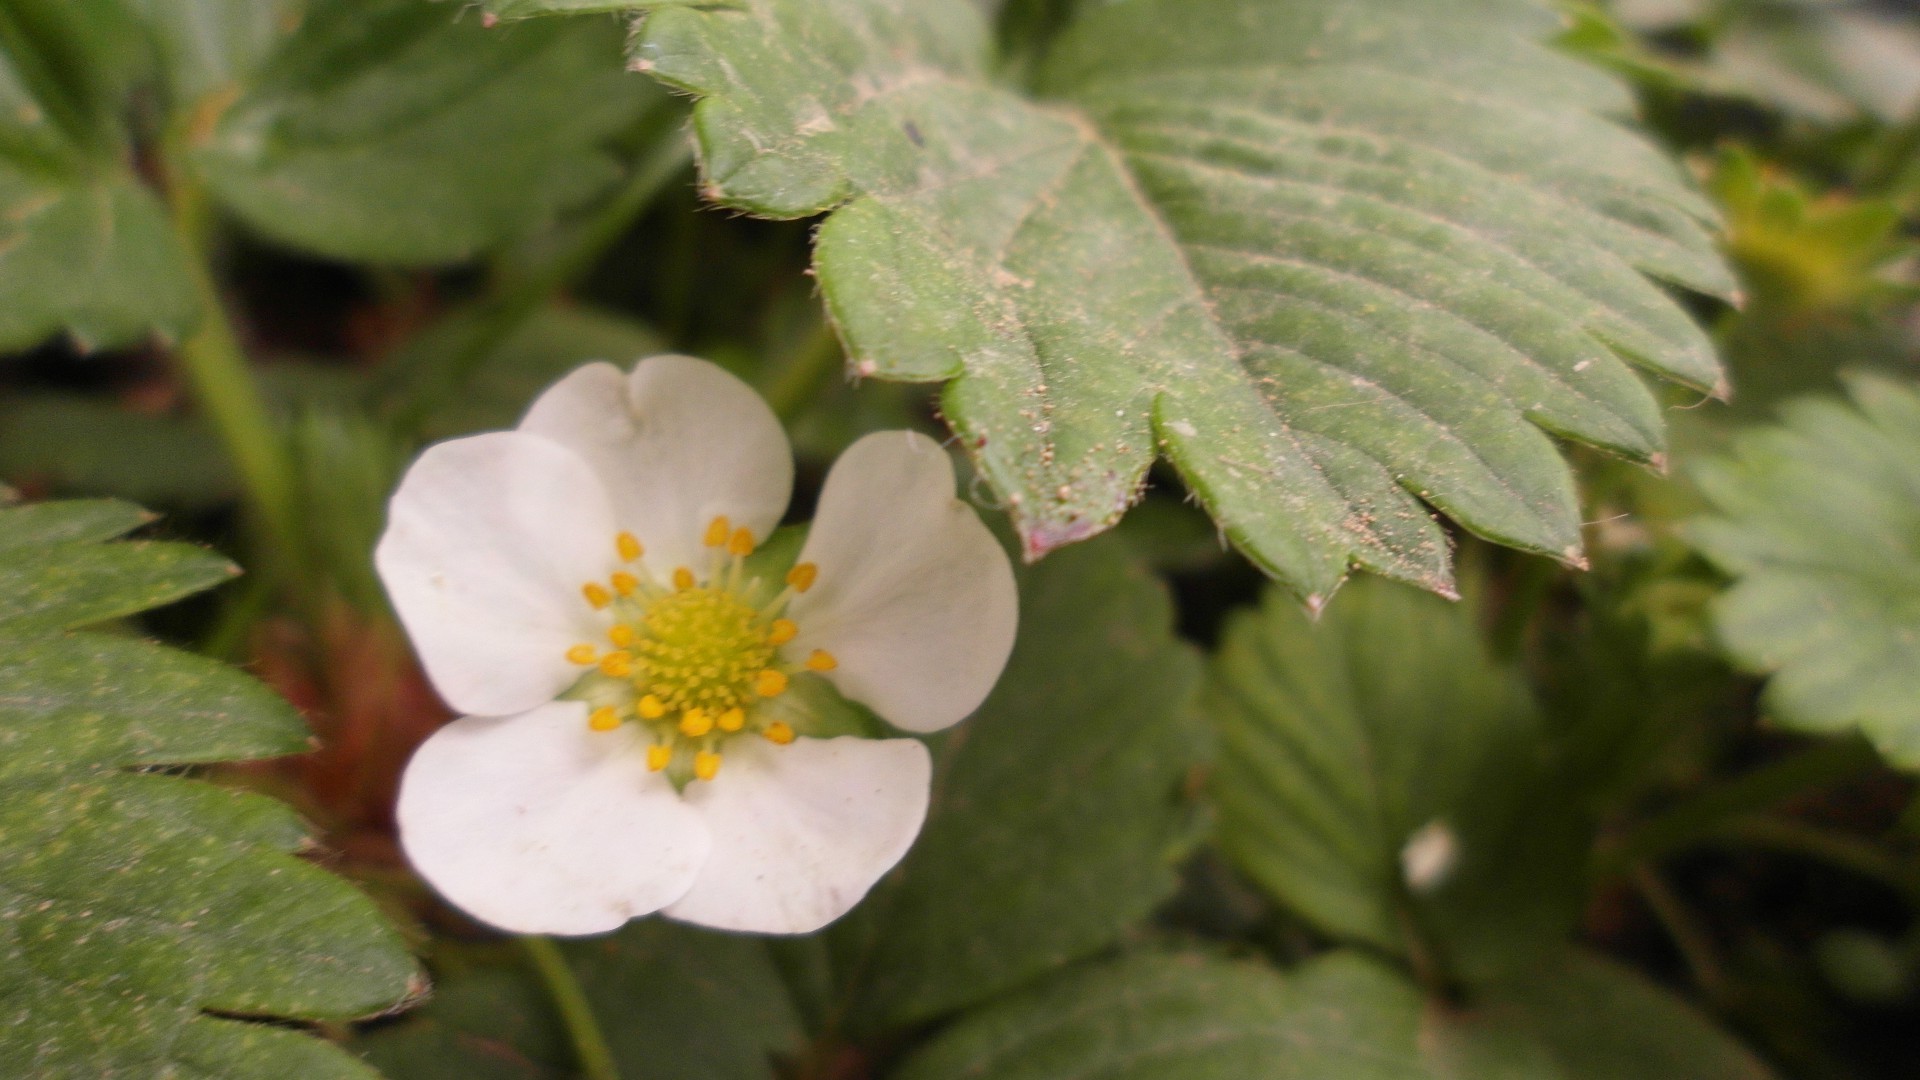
[161, 126, 304, 578]
[519, 936, 621, 1080]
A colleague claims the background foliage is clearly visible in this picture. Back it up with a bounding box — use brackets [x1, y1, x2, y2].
[2, 0, 1919, 1077]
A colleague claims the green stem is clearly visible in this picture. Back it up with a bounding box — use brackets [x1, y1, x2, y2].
[764, 320, 845, 422]
[161, 128, 304, 577]
[1598, 737, 1880, 875]
[1632, 865, 1731, 1002]
[386, 131, 693, 435]
[1715, 815, 1920, 902]
[519, 936, 621, 1080]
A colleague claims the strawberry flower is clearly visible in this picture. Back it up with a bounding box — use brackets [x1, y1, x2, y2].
[376, 357, 1016, 935]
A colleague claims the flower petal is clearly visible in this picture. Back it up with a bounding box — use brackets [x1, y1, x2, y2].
[397, 703, 711, 935]
[663, 736, 931, 934]
[787, 431, 1017, 732]
[517, 358, 793, 576]
[376, 431, 617, 717]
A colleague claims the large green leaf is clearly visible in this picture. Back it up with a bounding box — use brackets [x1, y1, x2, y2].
[355, 922, 801, 1080]
[601, 0, 1733, 602]
[192, 0, 658, 264]
[895, 950, 1775, 1080]
[1689, 374, 1920, 767]
[0, 499, 419, 1078]
[0, 2, 196, 352]
[1208, 576, 1589, 983]
[818, 537, 1205, 1034]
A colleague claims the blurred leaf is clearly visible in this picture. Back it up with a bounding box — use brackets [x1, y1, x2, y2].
[412, 303, 665, 439]
[896, 949, 1775, 1080]
[0, 498, 419, 1078]
[123, 0, 305, 106]
[0, 394, 235, 507]
[1208, 576, 1588, 983]
[823, 536, 1205, 1033]
[193, 0, 654, 263]
[356, 922, 801, 1080]
[0, 1, 197, 353]
[1689, 374, 1920, 767]
[625, 0, 1730, 601]
[1712, 148, 1910, 315]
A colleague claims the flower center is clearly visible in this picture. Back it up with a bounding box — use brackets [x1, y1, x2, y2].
[631, 587, 773, 716]
[561, 520, 835, 785]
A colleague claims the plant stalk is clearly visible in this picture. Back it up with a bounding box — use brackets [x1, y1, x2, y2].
[386, 131, 693, 435]
[519, 936, 621, 1080]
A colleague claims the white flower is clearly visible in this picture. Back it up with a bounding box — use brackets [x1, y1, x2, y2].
[376, 357, 1017, 936]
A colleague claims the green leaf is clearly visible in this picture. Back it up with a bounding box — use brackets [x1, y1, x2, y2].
[629, 0, 1731, 601]
[0, 394, 236, 507]
[0, 500, 419, 1078]
[822, 536, 1205, 1032]
[1208, 576, 1587, 983]
[894, 950, 1775, 1080]
[193, 0, 658, 264]
[0, 502, 237, 631]
[1688, 374, 1920, 767]
[0, 3, 198, 352]
[411, 303, 666, 439]
[356, 922, 802, 1080]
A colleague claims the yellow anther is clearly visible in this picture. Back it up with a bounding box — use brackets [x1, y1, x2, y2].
[647, 744, 673, 772]
[588, 706, 621, 732]
[718, 707, 746, 733]
[566, 643, 598, 665]
[805, 649, 839, 672]
[728, 527, 755, 557]
[755, 669, 789, 697]
[638, 694, 666, 720]
[704, 515, 732, 547]
[693, 750, 722, 781]
[599, 651, 634, 677]
[582, 582, 613, 609]
[787, 562, 818, 592]
[679, 708, 714, 737]
[608, 624, 635, 648]
[612, 571, 640, 596]
[767, 619, 798, 645]
[673, 567, 695, 591]
[617, 532, 644, 561]
[764, 721, 796, 745]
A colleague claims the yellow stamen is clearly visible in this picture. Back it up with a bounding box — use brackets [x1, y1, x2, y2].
[786, 562, 818, 592]
[608, 624, 635, 648]
[767, 619, 798, 645]
[693, 750, 722, 781]
[617, 531, 644, 561]
[637, 694, 666, 720]
[728, 527, 755, 557]
[588, 706, 621, 732]
[647, 744, 673, 772]
[673, 567, 695, 591]
[566, 643, 598, 665]
[764, 721, 796, 745]
[583, 582, 613, 609]
[718, 707, 746, 733]
[755, 669, 789, 697]
[805, 649, 838, 672]
[704, 516, 731, 547]
[611, 571, 640, 596]
[679, 708, 714, 737]
[599, 651, 634, 677]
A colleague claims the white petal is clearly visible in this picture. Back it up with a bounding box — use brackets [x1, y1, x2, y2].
[396, 703, 711, 936]
[663, 736, 931, 934]
[518, 358, 793, 577]
[376, 431, 617, 717]
[787, 431, 1018, 732]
